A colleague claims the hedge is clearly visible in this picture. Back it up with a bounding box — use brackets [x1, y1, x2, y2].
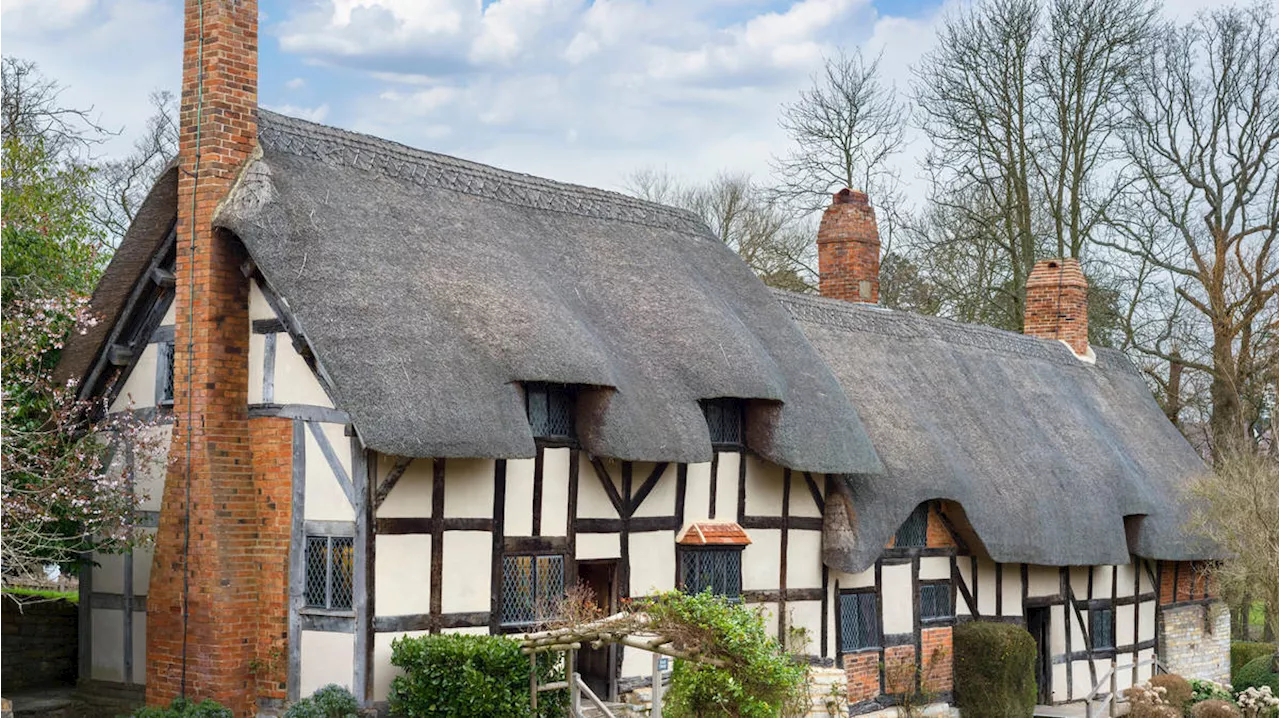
[953, 621, 1037, 717]
[1233, 642, 1277, 682]
[129, 698, 232, 718]
[1234, 652, 1279, 695]
[388, 633, 563, 718]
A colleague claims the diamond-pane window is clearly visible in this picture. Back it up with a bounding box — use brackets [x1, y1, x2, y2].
[679, 548, 742, 598]
[501, 554, 565, 628]
[158, 341, 175, 406]
[526, 384, 576, 439]
[702, 399, 744, 446]
[1090, 607, 1115, 650]
[839, 592, 879, 652]
[894, 503, 929, 548]
[304, 535, 354, 611]
[919, 583, 952, 622]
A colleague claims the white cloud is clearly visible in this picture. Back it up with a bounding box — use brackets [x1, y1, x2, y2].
[1, 0, 97, 33]
[265, 102, 331, 123]
[286, 77, 307, 90]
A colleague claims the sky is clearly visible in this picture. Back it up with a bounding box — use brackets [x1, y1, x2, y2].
[1, 0, 1223, 205]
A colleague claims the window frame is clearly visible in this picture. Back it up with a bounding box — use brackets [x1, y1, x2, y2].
[700, 398, 745, 448]
[918, 580, 953, 624]
[156, 339, 176, 407]
[499, 552, 567, 630]
[524, 382, 578, 443]
[837, 588, 880, 653]
[893, 503, 930, 549]
[1089, 605, 1116, 652]
[677, 545, 744, 599]
[303, 534, 355, 613]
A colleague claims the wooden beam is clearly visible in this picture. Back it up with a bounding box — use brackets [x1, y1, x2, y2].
[373, 457, 413, 509]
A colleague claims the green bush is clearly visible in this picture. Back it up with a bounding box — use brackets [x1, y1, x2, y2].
[1235, 643, 1278, 682]
[645, 590, 808, 718]
[1190, 678, 1235, 703]
[1235, 653, 1280, 694]
[282, 684, 360, 718]
[128, 698, 232, 718]
[388, 633, 562, 718]
[953, 621, 1037, 718]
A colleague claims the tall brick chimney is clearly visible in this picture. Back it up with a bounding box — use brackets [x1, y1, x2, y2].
[148, 1, 263, 714]
[817, 188, 880, 304]
[1024, 258, 1090, 357]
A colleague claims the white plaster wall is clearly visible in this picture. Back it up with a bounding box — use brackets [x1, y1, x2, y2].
[741, 529, 780, 590]
[1138, 599, 1155, 642]
[132, 612, 147, 684]
[881, 563, 913, 635]
[1068, 610, 1086, 653]
[247, 332, 265, 404]
[300, 631, 354, 697]
[631, 462, 675, 518]
[304, 423, 354, 522]
[786, 530, 823, 589]
[1003, 564, 1023, 616]
[832, 567, 876, 590]
[377, 458, 433, 519]
[682, 462, 712, 522]
[110, 343, 158, 411]
[1116, 563, 1136, 596]
[1050, 605, 1067, 654]
[161, 303, 176, 325]
[376, 534, 431, 616]
[955, 560, 973, 615]
[504, 458, 536, 537]
[1028, 566, 1060, 598]
[91, 608, 125, 682]
[541, 448, 571, 533]
[788, 472, 822, 518]
[1052, 663, 1069, 703]
[976, 558, 997, 616]
[1117, 604, 1135, 649]
[576, 534, 620, 560]
[94, 552, 126, 595]
[373, 630, 428, 702]
[1070, 566, 1090, 597]
[786, 600, 823, 653]
[441, 532, 490, 613]
[919, 557, 950, 581]
[713, 451, 739, 520]
[620, 646, 656, 679]
[249, 281, 277, 320]
[273, 338, 333, 407]
[1138, 561, 1154, 593]
[1070, 660, 1094, 698]
[630, 532, 675, 596]
[578, 455, 620, 519]
[443, 458, 494, 518]
[743, 456, 784, 516]
[132, 532, 155, 593]
[134, 425, 172, 513]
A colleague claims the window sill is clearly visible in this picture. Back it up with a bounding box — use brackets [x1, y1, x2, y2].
[300, 607, 355, 617]
[840, 646, 881, 655]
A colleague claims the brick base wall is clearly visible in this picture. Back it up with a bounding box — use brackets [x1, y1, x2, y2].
[1160, 601, 1230, 683]
[843, 652, 880, 702]
[920, 627, 953, 693]
[1, 598, 78, 691]
[883, 645, 915, 694]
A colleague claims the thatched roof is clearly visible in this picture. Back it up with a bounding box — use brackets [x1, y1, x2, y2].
[210, 111, 881, 472]
[778, 291, 1216, 570]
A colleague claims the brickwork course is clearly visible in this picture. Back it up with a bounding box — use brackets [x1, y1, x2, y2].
[843, 651, 880, 702]
[920, 626, 953, 693]
[1161, 602, 1231, 684]
[817, 189, 880, 304]
[1024, 258, 1090, 355]
[145, 1, 267, 715]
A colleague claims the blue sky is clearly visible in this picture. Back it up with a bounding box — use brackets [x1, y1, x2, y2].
[1, 0, 1216, 203]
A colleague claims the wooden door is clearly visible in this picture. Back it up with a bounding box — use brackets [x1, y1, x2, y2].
[576, 560, 617, 699]
[1026, 607, 1052, 703]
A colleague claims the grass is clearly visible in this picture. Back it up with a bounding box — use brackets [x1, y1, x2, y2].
[2, 587, 78, 603]
[1251, 602, 1267, 628]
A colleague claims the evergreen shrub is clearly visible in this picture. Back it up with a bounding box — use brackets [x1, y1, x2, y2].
[282, 684, 360, 718]
[129, 698, 232, 718]
[1235, 643, 1278, 682]
[1236, 653, 1280, 695]
[388, 633, 562, 718]
[953, 621, 1037, 717]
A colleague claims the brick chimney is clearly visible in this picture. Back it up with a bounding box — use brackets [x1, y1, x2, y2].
[817, 188, 880, 303]
[147, 1, 265, 715]
[1024, 258, 1090, 357]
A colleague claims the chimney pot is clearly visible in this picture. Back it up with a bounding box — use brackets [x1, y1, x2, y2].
[817, 188, 879, 304]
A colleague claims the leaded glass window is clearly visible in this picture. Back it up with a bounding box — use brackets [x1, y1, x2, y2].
[679, 548, 742, 598]
[526, 384, 576, 439]
[839, 592, 879, 652]
[702, 399, 744, 446]
[894, 503, 929, 548]
[919, 583, 952, 622]
[158, 340, 175, 406]
[1090, 607, 1115, 650]
[304, 535, 354, 611]
[501, 554, 565, 628]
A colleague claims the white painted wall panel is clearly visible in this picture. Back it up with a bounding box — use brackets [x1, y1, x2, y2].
[134, 425, 171, 513]
[378, 458, 433, 519]
[248, 332, 265, 404]
[1052, 663, 1069, 703]
[249, 281, 277, 320]
[881, 563, 914, 635]
[919, 557, 950, 581]
[742, 529, 780, 590]
[1138, 599, 1155, 642]
[631, 462, 675, 518]
[132, 611, 147, 684]
[1028, 566, 1060, 598]
[620, 646, 654, 680]
[1003, 564, 1022, 616]
[1070, 566, 1089, 597]
[577, 534, 620, 560]
[743, 456, 784, 516]
[713, 452, 739, 520]
[683, 462, 712, 522]
[1116, 604, 1135, 649]
[1138, 561, 1154, 593]
[443, 458, 494, 518]
[786, 530, 822, 589]
[788, 472, 822, 518]
[273, 339, 333, 407]
[630, 532, 675, 596]
[977, 558, 997, 616]
[540, 448, 571, 534]
[504, 458, 535, 537]
[376, 534, 431, 616]
[161, 302, 176, 325]
[578, 456, 619, 519]
[300, 631, 354, 697]
[91, 608, 125, 682]
[955, 561, 973, 616]
[373, 630, 427, 702]
[111, 343, 158, 411]
[94, 552, 126, 595]
[1070, 660, 1093, 698]
[304, 425, 354, 522]
[1092, 566, 1114, 599]
[441, 532, 490, 613]
[1116, 563, 1136, 597]
[833, 567, 876, 590]
[785, 600, 822, 653]
[132, 536, 154, 594]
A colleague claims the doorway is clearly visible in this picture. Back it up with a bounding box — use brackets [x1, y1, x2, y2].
[576, 560, 618, 700]
[1026, 607, 1052, 703]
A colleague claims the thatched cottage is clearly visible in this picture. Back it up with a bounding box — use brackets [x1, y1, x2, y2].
[59, 1, 1228, 715]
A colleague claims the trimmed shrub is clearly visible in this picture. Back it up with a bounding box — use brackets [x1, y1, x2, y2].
[282, 684, 360, 718]
[1236, 644, 1279, 682]
[388, 633, 562, 718]
[953, 621, 1037, 717]
[1190, 678, 1236, 703]
[129, 698, 233, 718]
[1149, 673, 1193, 708]
[1237, 654, 1280, 695]
[1190, 699, 1241, 718]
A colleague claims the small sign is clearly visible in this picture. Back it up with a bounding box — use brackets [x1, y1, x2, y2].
[657, 657, 670, 671]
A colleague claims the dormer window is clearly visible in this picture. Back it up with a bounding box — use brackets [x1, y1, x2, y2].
[893, 503, 929, 548]
[702, 398, 744, 447]
[525, 383, 576, 440]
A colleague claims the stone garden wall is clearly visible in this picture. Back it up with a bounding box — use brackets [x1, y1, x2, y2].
[1, 597, 78, 691]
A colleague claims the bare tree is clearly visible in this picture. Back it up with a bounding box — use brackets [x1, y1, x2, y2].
[1100, 2, 1279, 461]
[93, 90, 178, 244]
[627, 169, 816, 292]
[1, 56, 111, 171]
